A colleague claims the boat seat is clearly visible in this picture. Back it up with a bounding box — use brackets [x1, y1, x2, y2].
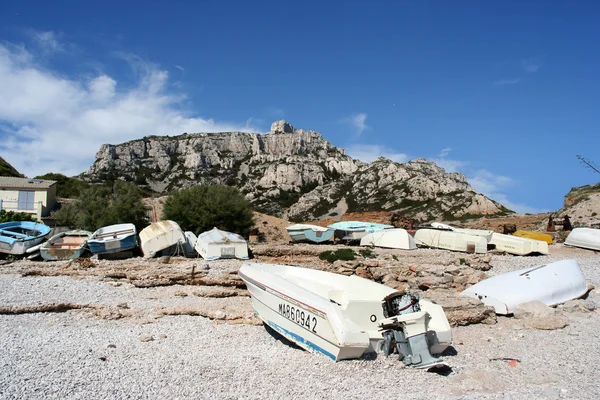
[0, 230, 28, 238]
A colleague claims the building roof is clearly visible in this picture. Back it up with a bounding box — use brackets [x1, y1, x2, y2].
[0, 176, 57, 190]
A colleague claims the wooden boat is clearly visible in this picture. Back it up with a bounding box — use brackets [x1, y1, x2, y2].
[430, 222, 494, 242]
[512, 230, 553, 244]
[195, 227, 248, 260]
[461, 259, 587, 315]
[360, 228, 416, 250]
[88, 223, 137, 254]
[564, 227, 600, 251]
[0, 221, 51, 255]
[239, 262, 452, 369]
[327, 221, 393, 241]
[139, 220, 186, 258]
[40, 230, 91, 261]
[414, 229, 487, 254]
[286, 224, 335, 243]
[489, 233, 549, 255]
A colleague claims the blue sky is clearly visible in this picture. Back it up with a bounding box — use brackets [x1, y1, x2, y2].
[1, 1, 599, 213]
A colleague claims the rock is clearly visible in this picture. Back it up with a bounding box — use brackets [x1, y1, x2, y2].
[514, 301, 569, 330]
[354, 267, 373, 280]
[213, 310, 227, 320]
[116, 303, 129, 309]
[381, 274, 398, 283]
[139, 335, 154, 342]
[583, 298, 598, 311]
[426, 290, 496, 326]
[174, 291, 188, 297]
[158, 334, 168, 339]
[561, 299, 587, 313]
[159, 256, 171, 264]
[105, 343, 117, 349]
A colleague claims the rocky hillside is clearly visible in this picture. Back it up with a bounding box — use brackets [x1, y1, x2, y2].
[541, 182, 600, 228]
[82, 120, 509, 222]
[0, 157, 22, 177]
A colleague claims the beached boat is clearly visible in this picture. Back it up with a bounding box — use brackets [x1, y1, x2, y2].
[512, 230, 553, 244]
[360, 228, 416, 250]
[195, 227, 249, 260]
[461, 259, 587, 315]
[239, 262, 452, 369]
[183, 231, 198, 257]
[489, 233, 549, 255]
[414, 229, 487, 254]
[564, 227, 600, 251]
[328, 221, 394, 241]
[0, 221, 51, 255]
[286, 224, 335, 243]
[139, 220, 186, 258]
[430, 222, 494, 242]
[87, 223, 137, 255]
[40, 230, 92, 261]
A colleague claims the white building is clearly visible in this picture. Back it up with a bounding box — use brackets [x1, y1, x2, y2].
[0, 177, 58, 221]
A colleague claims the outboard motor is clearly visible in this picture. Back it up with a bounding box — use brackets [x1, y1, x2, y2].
[379, 292, 446, 370]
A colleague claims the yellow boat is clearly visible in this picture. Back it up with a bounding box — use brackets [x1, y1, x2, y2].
[512, 230, 553, 244]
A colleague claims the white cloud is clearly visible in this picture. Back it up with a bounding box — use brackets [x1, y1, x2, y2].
[494, 78, 522, 86]
[342, 113, 368, 136]
[346, 144, 409, 163]
[0, 37, 259, 177]
[522, 58, 542, 73]
[30, 30, 64, 54]
[439, 147, 452, 158]
[174, 65, 184, 71]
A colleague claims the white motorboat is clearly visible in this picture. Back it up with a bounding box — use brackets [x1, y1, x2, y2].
[360, 228, 416, 250]
[139, 220, 186, 258]
[430, 222, 494, 242]
[489, 233, 549, 255]
[564, 227, 600, 251]
[239, 262, 452, 369]
[461, 259, 587, 315]
[414, 229, 487, 254]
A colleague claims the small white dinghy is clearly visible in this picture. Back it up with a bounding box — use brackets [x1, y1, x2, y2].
[461, 259, 587, 315]
[414, 229, 487, 254]
[430, 222, 494, 242]
[489, 233, 549, 256]
[195, 227, 248, 260]
[139, 220, 186, 258]
[239, 262, 452, 369]
[360, 228, 416, 250]
[564, 227, 600, 251]
[286, 224, 335, 243]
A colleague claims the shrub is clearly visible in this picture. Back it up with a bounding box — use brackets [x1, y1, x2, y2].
[0, 210, 37, 223]
[52, 181, 148, 231]
[358, 248, 376, 258]
[319, 249, 356, 263]
[162, 185, 254, 237]
[34, 173, 90, 198]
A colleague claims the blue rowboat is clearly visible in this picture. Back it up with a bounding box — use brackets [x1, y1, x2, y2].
[285, 224, 335, 243]
[88, 223, 138, 254]
[0, 221, 51, 255]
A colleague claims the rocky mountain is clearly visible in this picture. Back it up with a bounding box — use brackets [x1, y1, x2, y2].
[82, 120, 509, 222]
[0, 157, 22, 177]
[541, 182, 600, 229]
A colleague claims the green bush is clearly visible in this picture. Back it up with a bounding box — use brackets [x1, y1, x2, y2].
[0, 210, 37, 223]
[34, 173, 90, 198]
[52, 181, 148, 231]
[319, 249, 356, 263]
[162, 185, 254, 237]
[358, 248, 376, 258]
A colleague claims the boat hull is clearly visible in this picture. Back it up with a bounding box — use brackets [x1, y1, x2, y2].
[489, 233, 549, 255]
[564, 228, 600, 251]
[0, 221, 51, 255]
[88, 234, 137, 254]
[461, 259, 587, 314]
[287, 228, 335, 243]
[414, 229, 487, 254]
[40, 230, 91, 261]
[360, 229, 416, 250]
[139, 221, 186, 258]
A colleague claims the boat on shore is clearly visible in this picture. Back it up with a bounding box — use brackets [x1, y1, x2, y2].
[0, 221, 51, 255]
[328, 221, 393, 241]
[40, 230, 91, 261]
[88, 223, 137, 255]
[139, 220, 186, 258]
[512, 230, 553, 244]
[414, 229, 487, 254]
[430, 222, 494, 242]
[239, 262, 452, 369]
[564, 228, 600, 251]
[360, 228, 416, 250]
[489, 233, 549, 255]
[286, 224, 335, 243]
[461, 259, 587, 314]
[195, 227, 249, 260]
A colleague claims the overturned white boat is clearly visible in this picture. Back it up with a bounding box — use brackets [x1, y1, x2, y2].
[327, 221, 393, 241]
[414, 229, 487, 254]
[564, 227, 600, 251]
[489, 233, 549, 255]
[195, 227, 248, 260]
[239, 262, 452, 369]
[430, 222, 494, 242]
[360, 228, 416, 250]
[139, 220, 186, 258]
[286, 224, 335, 243]
[461, 259, 587, 315]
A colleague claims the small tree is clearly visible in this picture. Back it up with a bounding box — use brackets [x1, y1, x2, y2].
[34, 173, 90, 198]
[163, 185, 254, 237]
[53, 181, 148, 231]
[0, 210, 37, 223]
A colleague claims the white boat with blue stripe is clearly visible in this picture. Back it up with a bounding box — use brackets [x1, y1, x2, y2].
[239, 262, 452, 369]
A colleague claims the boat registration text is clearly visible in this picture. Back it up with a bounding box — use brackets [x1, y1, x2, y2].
[278, 303, 317, 333]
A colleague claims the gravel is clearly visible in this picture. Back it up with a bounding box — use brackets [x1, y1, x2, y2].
[2, 245, 600, 399]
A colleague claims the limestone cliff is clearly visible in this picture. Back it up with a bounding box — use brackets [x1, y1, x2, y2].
[82, 120, 507, 222]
